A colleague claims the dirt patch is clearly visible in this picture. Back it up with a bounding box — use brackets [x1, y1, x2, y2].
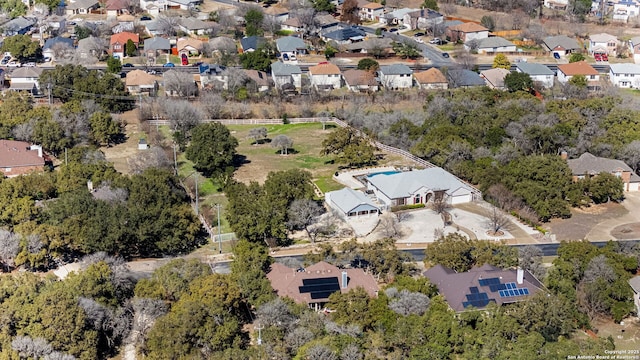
[589, 317, 640, 351]
[545, 202, 628, 241]
[611, 222, 640, 240]
[101, 111, 144, 175]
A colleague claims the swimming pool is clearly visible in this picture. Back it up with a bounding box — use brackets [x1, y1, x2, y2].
[367, 170, 401, 177]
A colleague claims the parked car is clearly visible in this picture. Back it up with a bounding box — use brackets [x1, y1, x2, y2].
[140, 16, 152, 21]
[122, 63, 134, 67]
[553, 52, 561, 59]
[43, 56, 51, 62]
[389, 28, 398, 32]
[23, 62, 36, 67]
[415, 38, 424, 44]
[429, 38, 441, 44]
[594, 53, 602, 61]
[163, 63, 175, 67]
[602, 53, 609, 61]
[414, 32, 425, 37]
[442, 52, 450, 58]
[7, 61, 21, 67]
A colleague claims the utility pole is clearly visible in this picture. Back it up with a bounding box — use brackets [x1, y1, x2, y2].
[173, 143, 177, 175]
[216, 203, 222, 254]
[194, 172, 198, 216]
[255, 322, 263, 346]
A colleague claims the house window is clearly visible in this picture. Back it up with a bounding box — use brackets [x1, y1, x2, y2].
[589, 75, 595, 79]
[414, 195, 421, 204]
[614, 171, 622, 178]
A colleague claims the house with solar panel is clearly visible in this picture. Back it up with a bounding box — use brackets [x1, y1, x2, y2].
[267, 261, 379, 310]
[365, 167, 479, 208]
[424, 264, 545, 312]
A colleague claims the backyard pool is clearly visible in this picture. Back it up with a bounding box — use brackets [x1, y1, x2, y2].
[367, 170, 401, 177]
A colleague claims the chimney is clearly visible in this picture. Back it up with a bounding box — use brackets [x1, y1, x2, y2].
[30, 144, 42, 158]
[517, 268, 524, 285]
[87, 180, 94, 192]
[341, 271, 348, 289]
[560, 151, 568, 160]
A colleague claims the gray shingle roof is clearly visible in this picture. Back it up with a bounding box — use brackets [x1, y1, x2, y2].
[516, 62, 554, 76]
[271, 61, 301, 76]
[180, 17, 208, 30]
[424, 264, 545, 312]
[4, 16, 36, 32]
[366, 168, 472, 199]
[326, 187, 380, 215]
[43, 37, 74, 50]
[567, 152, 640, 182]
[276, 36, 306, 52]
[144, 37, 171, 50]
[476, 36, 514, 49]
[609, 63, 640, 75]
[447, 69, 485, 87]
[379, 64, 412, 76]
[240, 36, 265, 51]
[66, 0, 99, 10]
[543, 35, 580, 51]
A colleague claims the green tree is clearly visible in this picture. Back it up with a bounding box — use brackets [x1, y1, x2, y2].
[0, 0, 27, 18]
[35, 0, 60, 10]
[240, 48, 273, 72]
[569, 53, 585, 63]
[135, 259, 212, 302]
[321, 127, 377, 168]
[324, 43, 337, 59]
[504, 71, 533, 92]
[125, 39, 136, 57]
[1, 34, 41, 60]
[75, 25, 92, 40]
[312, 0, 335, 12]
[106, 56, 122, 73]
[480, 15, 495, 31]
[245, 8, 264, 37]
[585, 172, 624, 204]
[569, 74, 588, 88]
[492, 53, 510, 70]
[230, 240, 275, 307]
[89, 112, 122, 146]
[392, 41, 420, 59]
[422, 0, 438, 10]
[185, 122, 239, 178]
[357, 58, 379, 71]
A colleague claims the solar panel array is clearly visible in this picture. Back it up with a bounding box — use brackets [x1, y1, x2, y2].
[462, 286, 495, 309]
[499, 288, 529, 298]
[298, 277, 341, 300]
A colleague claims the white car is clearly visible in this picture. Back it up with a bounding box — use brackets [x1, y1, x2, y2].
[429, 38, 441, 44]
[7, 61, 21, 67]
[23, 62, 36, 67]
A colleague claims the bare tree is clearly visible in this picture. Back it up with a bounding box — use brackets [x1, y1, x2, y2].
[487, 206, 510, 235]
[127, 146, 173, 174]
[620, 140, 640, 172]
[248, 127, 268, 145]
[92, 184, 129, 203]
[44, 352, 77, 360]
[222, 67, 249, 95]
[379, 213, 402, 239]
[287, 199, 324, 242]
[12, 122, 33, 142]
[12, 336, 53, 359]
[199, 92, 226, 119]
[131, 298, 167, 339]
[387, 288, 431, 316]
[163, 70, 198, 97]
[162, 99, 203, 134]
[0, 229, 20, 271]
[256, 298, 296, 328]
[284, 327, 314, 353]
[156, 14, 180, 36]
[340, 343, 362, 360]
[52, 43, 75, 64]
[518, 245, 546, 279]
[271, 134, 293, 155]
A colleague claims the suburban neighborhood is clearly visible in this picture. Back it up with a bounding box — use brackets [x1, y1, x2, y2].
[1, 0, 640, 358]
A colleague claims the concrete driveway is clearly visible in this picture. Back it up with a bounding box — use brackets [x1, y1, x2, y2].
[584, 191, 640, 241]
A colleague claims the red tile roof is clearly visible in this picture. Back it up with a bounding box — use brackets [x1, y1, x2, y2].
[110, 32, 139, 45]
[557, 61, 598, 76]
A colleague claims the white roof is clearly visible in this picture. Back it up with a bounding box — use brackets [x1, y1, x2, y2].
[609, 63, 640, 75]
[589, 33, 618, 43]
[326, 187, 379, 214]
[367, 168, 473, 199]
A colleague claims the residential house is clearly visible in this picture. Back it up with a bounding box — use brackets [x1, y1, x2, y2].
[515, 62, 555, 88]
[177, 37, 203, 56]
[629, 36, 640, 63]
[2, 16, 36, 36]
[480, 68, 510, 90]
[112, 19, 135, 34]
[166, 0, 202, 10]
[316, 14, 340, 33]
[271, 61, 302, 91]
[344, 37, 393, 55]
[240, 36, 266, 53]
[281, 17, 303, 32]
[543, 0, 568, 9]
[77, 36, 108, 61]
[447, 69, 486, 88]
[264, 5, 290, 23]
[588, 33, 618, 55]
[42, 37, 74, 62]
[446, 22, 489, 43]
[378, 64, 413, 89]
[542, 35, 581, 57]
[106, 0, 129, 18]
[629, 276, 640, 317]
[163, 69, 198, 96]
[609, 63, 640, 88]
[321, 27, 366, 45]
[0, 140, 46, 178]
[66, 0, 100, 15]
[380, 8, 419, 26]
[144, 37, 171, 58]
[470, 37, 516, 54]
[309, 62, 343, 90]
[366, 167, 478, 207]
[556, 61, 599, 89]
[45, 15, 66, 35]
[413, 68, 448, 90]
[567, 152, 640, 191]
[179, 17, 210, 36]
[359, 1, 384, 21]
[343, 69, 379, 92]
[402, 8, 444, 31]
[244, 69, 271, 92]
[145, 3, 161, 17]
[209, 36, 237, 55]
[325, 187, 380, 219]
[266, 261, 378, 310]
[110, 32, 139, 58]
[276, 36, 306, 61]
[613, 0, 640, 17]
[198, 63, 227, 90]
[424, 264, 544, 312]
[125, 70, 159, 96]
[9, 67, 43, 95]
[143, 20, 167, 37]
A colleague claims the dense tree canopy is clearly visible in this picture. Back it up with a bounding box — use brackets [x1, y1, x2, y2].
[1, 35, 39, 60]
[185, 122, 239, 178]
[321, 127, 377, 168]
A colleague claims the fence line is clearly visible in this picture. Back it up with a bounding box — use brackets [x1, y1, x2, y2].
[149, 116, 482, 199]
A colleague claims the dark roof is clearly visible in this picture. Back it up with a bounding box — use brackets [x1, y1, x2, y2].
[447, 69, 486, 88]
[267, 261, 378, 304]
[424, 264, 544, 312]
[43, 37, 74, 50]
[240, 36, 265, 51]
[567, 152, 640, 182]
[199, 63, 226, 75]
[144, 37, 171, 51]
[323, 27, 366, 42]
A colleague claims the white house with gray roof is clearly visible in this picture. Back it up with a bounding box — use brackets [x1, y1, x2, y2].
[629, 276, 640, 316]
[469, 37, 516, 54]
[378, 64, 413, 89]
[366, 168, 476, 207]
[276, 36, 306, 61]
[325, 187, 380, 218]
[609, 63, 640, 88]
[542, 35, 580, 56]
[515, 62, 555, 88]
[271, 61, 302, 90]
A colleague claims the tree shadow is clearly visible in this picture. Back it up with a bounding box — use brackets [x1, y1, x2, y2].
[273, 148, 299, 155]
[252, 138, 272, 145]
[233, 154, 249, 167]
